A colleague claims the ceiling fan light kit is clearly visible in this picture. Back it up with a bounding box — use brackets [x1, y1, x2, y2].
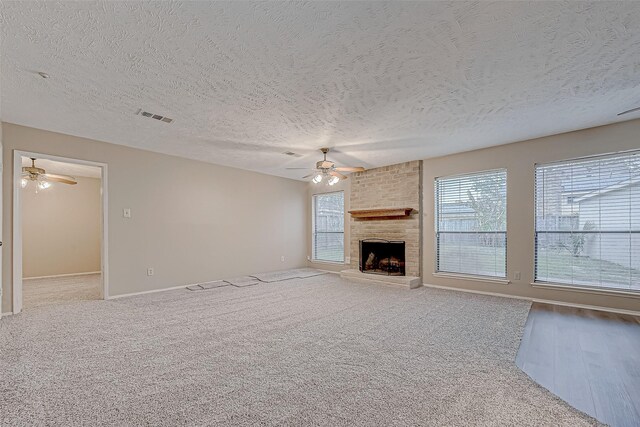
[299, 148, 365, 186]
[21, 158, 77, 192]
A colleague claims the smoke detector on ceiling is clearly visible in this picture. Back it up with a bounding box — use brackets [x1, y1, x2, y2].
[136, 109, 173, 123]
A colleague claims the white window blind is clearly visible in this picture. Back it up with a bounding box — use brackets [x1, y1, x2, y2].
[535, 151, 640, 291]
[435, 170, 507, 278]
[313, 191, 344, 263]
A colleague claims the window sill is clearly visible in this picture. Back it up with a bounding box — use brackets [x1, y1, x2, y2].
[433, 272, 510, 285]
[310, 259, 346, 265]
[531, 282, 640, 299]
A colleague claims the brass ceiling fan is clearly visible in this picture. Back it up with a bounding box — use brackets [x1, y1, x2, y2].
[22, 158, 77, 190]
[288, 148, 365, 185]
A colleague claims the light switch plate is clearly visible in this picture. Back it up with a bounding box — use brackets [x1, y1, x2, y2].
[147, 268, 154, 276]
[123, 208, 131, 218]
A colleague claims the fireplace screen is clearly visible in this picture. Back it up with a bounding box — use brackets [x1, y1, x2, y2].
[359, 239, 405, 276]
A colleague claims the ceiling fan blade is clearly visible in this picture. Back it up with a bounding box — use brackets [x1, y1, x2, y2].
[302, 173, 315, 179]
[329, 171, 348, 180]
[43, 173, 77, 185]
[334, 166, 365, 172]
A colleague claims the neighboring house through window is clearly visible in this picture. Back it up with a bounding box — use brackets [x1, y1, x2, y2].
[535, 150, 640, 291]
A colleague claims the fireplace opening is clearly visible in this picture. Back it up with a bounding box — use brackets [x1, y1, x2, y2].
[359, 239, 405, 276]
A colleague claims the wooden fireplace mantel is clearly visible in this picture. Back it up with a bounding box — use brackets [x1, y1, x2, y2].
[348, 208, 414, 219]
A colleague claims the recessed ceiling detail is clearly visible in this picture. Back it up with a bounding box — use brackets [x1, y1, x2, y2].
[2, 2, 640, 180]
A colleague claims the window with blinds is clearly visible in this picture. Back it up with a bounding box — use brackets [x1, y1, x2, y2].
[312, 191, 345, 263]
[535, 151, 640, 291]
[435, 170, 507, 278]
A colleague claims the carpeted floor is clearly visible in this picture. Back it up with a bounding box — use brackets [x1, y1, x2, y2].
[0, 273, 600, 426]
[22, 273, 102, 309]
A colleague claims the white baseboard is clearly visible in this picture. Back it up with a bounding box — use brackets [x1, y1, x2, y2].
[1, 311, 13, 317]
[110, 268, 337, 300]
[422, 283, 640, 317]
[107, 284, 188, 300]
[24, 271, 101, 280]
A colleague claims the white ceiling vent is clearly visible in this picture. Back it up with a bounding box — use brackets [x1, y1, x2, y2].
[283, 151, 302, 157]
[136, 109, 174, 123]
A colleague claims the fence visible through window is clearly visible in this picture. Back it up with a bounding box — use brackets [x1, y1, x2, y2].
[312, 191, 344, 263]
[435, 170, 507, 278]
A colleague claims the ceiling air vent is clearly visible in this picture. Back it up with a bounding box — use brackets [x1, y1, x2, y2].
[136, 109, 174, 123]
[283, 151, 302, 157]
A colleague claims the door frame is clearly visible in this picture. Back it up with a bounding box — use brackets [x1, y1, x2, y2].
[12, 150, 109, 314]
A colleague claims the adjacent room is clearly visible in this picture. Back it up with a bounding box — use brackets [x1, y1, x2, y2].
[20, 156, 103, 309]
[1, 2, 639, 426]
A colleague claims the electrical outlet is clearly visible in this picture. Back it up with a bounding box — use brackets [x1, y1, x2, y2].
[307, 255, 311, 261]
[345, 256, 351, 264]
[281, 256, 285, 262]
[123, 208, 131, 218]
[514, 271, 521, 280]
[147, 268, 154, 276]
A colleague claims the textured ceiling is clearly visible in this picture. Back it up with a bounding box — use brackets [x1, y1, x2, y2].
[2, 1, 640, 180]
[21, 157, 101, 179]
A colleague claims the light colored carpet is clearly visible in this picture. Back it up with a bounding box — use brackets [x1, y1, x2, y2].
[0, 274, 599, 426]
[22, 273, 102, 309]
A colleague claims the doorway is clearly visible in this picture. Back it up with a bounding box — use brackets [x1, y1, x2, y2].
[13, 151, 108, 313]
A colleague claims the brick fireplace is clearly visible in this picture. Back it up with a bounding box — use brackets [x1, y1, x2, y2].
[345, 161, 422, 282]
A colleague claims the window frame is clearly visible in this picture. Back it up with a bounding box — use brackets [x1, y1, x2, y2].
[533, 150, 640, 293]
[311, 190, 345, 264]
[434, 168, 508, 279]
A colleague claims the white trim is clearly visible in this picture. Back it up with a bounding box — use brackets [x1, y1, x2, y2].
[107, 284, 188, 300]
[531, 281, 640, 299]
[109, 269, 339, 300]
[12, 150, 109, 314]
[530, 297, 640, 317]
[23, 271, 101, 280]
[12, 153, 22, 314]
[309, 259, 346, 266]
[433, 272, 510, 285]
[1, 312, 13, 317]
[422, 283, 640, 317]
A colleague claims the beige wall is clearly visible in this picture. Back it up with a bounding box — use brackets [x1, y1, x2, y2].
[22, 175, 101, 278]
[422, 119, 640, 312]
[307, 178, 350, 273]
[2, 123, 308, 313]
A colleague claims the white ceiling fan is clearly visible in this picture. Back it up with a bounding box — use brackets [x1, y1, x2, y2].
[288, 148, 365, 185]
[22, 157, 77, 191]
